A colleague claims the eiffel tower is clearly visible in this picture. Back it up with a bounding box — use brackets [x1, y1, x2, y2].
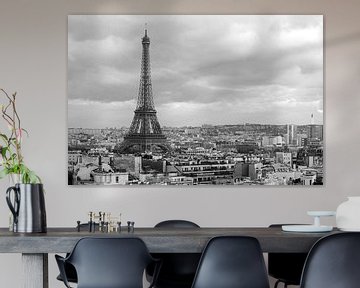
[118, 29, 170, 153]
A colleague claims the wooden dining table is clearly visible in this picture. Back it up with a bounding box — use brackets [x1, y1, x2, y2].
[0, 226, 339, 288]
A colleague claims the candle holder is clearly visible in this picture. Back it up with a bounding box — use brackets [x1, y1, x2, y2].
[282, 211, 335, 232]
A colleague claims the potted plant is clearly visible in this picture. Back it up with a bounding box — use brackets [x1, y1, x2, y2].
[0, 89, 41, 183]
[0, 88, 46, 233]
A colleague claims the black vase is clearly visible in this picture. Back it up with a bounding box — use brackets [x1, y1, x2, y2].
[6, 183, 47, 233]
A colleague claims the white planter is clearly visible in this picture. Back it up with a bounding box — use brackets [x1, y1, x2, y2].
[336, 197, 360, 231]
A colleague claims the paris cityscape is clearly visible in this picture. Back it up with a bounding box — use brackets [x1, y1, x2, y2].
[68, 15, 323, 186]
[68, 122, 323, 186]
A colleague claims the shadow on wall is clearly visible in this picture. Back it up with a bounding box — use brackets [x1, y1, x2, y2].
[327, 31, 360, 46]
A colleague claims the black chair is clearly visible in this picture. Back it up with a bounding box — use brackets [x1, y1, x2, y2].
[191, 236, 270, 288]
[268, 224, 308, 288]
[300, 232, 360, 288]
[147, 220, 201, 288]
[55, 237, 160, 288]
[56, 223, 99, 284]
[56, 262, 77, 284]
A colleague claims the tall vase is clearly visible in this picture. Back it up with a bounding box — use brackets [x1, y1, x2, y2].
[7, 174, 22, 231]
[336, 197, 360, 231]
[6, 183, 47, 233]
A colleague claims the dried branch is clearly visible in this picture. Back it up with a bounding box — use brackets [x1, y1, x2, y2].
[0, 88, 40, 183]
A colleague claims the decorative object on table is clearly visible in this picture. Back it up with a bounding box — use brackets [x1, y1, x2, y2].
[78, 211, 122, 232]
[6, 183, 46, 233]
[68, 15, 323, 187]
[282, 211, 335, 232]
[127, 221, 135, 233]
[336, 196, 360, 231]
[0, 88, 46, 233]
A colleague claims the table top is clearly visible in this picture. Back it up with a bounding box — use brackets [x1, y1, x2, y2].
[0, 227, 339, 254]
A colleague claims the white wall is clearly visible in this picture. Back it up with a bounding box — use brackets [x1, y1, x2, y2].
[0, 0, 359, 287]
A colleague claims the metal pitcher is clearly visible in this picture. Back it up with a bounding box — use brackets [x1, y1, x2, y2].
[6, 183, 47, 233]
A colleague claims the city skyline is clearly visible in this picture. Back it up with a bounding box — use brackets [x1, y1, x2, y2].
[68, 122, 323, 130]
[68, 15, 323, 129]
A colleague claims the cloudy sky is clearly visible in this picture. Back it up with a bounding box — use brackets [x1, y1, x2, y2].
[68, 15, 323, 128]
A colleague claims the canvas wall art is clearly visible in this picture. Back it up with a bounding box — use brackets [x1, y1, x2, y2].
[68, 15, 323, 186]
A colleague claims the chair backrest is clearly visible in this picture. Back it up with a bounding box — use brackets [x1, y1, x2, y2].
[300, 232, 360, 288]
[151, 220, 201, 286]
[268, 224, 308, 285]
[191, 236, 270, 288]
[155, 219, 200, 228]
[66, 237, 154, 288]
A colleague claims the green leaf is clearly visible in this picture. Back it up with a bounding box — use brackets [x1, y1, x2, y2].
[1, 146, 8, 158]
[0, 168, 9, 179]
[21, 128, 29, 137]
[0, 133, 8, 142]
[11, 165, 20, 174]
[18, 164, 41, 184]
[11, 153, 17, 160]
[28, 171, 41, 184]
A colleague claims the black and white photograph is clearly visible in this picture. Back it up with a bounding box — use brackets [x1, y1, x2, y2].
[68, 15, 323, 186]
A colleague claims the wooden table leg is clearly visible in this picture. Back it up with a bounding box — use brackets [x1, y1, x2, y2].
[22, 253, 48, 288]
